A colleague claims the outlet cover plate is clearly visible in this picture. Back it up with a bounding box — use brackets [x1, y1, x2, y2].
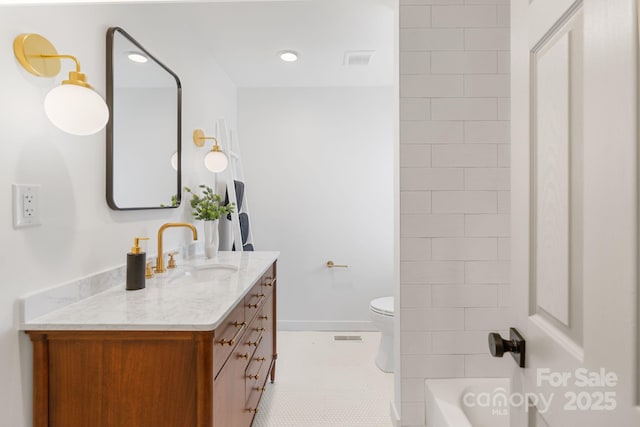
[13, 184, 41, 228]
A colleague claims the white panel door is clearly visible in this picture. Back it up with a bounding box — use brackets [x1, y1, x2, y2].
[511, 0, 640, 425]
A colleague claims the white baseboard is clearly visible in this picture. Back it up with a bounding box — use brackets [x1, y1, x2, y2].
[277, 320, 376, 331]
[390, 400, 401, 427]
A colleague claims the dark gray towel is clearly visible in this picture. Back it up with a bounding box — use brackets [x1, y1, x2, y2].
[224, 180, 245, 220]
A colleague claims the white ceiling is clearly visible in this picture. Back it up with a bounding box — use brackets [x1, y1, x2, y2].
[189, 0, 395, 87]
[3, 0, 394, 88]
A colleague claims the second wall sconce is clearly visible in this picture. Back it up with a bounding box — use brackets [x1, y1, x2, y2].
[13, 33, 109, 136]
[193, 129, 229, 173]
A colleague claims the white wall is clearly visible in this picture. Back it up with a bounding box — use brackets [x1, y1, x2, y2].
[0, 4, 237, 426]
[238, 87, 394, 329]
[399, 1, 512, 426]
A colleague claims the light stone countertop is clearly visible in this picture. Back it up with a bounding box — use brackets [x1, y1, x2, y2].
[21, 251, 279, 331]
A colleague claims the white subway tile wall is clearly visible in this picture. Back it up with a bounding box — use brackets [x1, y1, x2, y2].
[399, 1, 511, 426]
[400, 237, 433, 260]
[431, 237, 498, 260]
[431, 5, 498, 28]
[497, 97, 510, 120]
[497, 237, 510, 259]
[464, 214, 510, 237]
[402, 378, 427, 402]
[497, 191, 510, 214]
[465, 168, 510, 190]
[432, 192, 497, 214]
[431, 330, 496, 354]
[464, 353, 512, 377]
[401, 192, 432, 213]
[400, 52, 432, 74]
[431, 51, 498, 74]
[401, 214, 465, 237]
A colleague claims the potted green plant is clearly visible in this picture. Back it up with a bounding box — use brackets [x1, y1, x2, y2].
[184, 185, 235, 258]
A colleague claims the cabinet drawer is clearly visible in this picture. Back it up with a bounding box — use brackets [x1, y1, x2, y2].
[245, 353, 269, 406]
[260, 266, 276, 296]
[245, 295, 273, 403]
[245, 286, 267, 319]
[214, 342, 254, 427]
[245, 356, 271, 419]
[254, 295, 274, 371]
[213, 302, 246, 377]
[245, 267, 275, 317]
[240, 319, 265, 358]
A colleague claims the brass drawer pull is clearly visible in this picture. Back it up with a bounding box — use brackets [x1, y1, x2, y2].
[262, 277, 275, 287]
[248, 294, 266, 309]
[238, 352, 250, 359]
[247, 357, 266, 379]
[259, 315, 269, 321]
[218, 321, 246, 346]
[247, 408, 259, 414]
[247, 329, 264, 347]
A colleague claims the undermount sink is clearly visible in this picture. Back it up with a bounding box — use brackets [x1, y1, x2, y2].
[169, 263, 239, 284]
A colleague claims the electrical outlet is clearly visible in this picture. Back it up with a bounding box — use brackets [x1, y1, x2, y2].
[13, 184, 41, 228]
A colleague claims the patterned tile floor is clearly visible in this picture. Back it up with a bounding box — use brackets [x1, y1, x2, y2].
[253, 331, 394, 427]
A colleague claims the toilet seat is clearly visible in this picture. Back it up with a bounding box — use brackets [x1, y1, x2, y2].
[370, 296, 394, 317]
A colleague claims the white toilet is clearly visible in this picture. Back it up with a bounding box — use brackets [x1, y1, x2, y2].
[369, 296, 394, 373]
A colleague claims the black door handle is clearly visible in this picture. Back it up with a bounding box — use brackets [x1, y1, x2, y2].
[488, 327, 525, 368]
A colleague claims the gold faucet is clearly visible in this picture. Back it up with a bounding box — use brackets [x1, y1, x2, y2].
[155, 223, 198, 273]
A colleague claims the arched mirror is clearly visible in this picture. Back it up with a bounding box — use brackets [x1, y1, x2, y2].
[106, 27, 181, 210]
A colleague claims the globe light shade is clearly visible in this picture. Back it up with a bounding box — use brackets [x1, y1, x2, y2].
[170, 152, 179, 171]
[204, 150, 228, 173]
[44, 84, 109, 136]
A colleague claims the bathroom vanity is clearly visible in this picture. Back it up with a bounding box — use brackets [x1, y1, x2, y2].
[22, 252, 278, 427]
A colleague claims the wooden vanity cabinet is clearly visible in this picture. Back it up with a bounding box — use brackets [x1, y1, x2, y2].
[213, 263, 276, 426]
[27, 262, 277, 427]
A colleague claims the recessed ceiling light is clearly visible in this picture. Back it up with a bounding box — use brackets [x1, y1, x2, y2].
[127, 52, 148, 63]
[279, 50, 298, 62]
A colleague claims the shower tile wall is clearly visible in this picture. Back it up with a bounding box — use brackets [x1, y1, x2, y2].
[399, 1, 512, 426]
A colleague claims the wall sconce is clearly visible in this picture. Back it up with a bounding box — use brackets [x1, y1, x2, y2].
[193, 129, 229, 173]
[13, 33, 109, 136]
[170, 152, 179, 171]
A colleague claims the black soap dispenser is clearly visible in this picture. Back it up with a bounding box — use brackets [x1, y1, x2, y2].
[126, 237, 149, 291]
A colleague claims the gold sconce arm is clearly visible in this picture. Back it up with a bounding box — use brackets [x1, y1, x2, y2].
[193, 129, 222, 151]
[39, 53, 81, 73]
[43, 54, 91, 89]
[14, 34, 92, 89]
[14, 34, 80, 76]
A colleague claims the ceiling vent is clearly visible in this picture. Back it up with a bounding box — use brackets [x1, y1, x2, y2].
[344, 50, 375, 67]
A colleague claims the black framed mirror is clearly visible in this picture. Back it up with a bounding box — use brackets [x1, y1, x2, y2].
[106, 27, 181, 210]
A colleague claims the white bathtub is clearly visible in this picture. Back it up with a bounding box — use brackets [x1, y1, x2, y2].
[425, 378, 509, 427]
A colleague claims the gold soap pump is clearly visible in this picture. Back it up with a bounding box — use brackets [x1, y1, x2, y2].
[126, 237, 149, 291]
